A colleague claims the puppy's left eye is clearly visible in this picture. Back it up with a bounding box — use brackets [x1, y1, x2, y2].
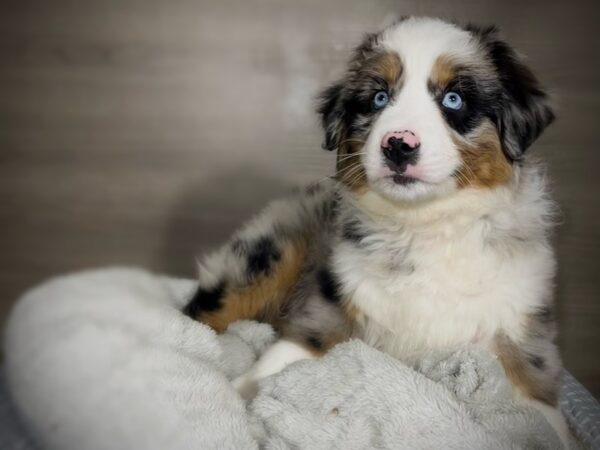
[372, 91, 390, 110]
[442, 91, 463, 110]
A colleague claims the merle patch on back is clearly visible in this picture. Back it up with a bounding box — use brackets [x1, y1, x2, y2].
[244, 236, 281, 276]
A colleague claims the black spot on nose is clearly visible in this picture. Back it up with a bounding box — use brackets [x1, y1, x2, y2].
[390, 136, 419, 153]
[383, 137, 419, 169]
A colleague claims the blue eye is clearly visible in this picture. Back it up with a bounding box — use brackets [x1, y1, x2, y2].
[442, 91, 463, 110]
[372, 91, 389, 110]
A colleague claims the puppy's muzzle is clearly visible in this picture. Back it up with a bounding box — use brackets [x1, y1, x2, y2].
[381, 130, 420, 171]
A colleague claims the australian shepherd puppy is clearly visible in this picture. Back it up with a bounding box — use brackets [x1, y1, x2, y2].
[184, 17, 568, 446]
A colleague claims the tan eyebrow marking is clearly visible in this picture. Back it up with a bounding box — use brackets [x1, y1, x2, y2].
[361, 51, 403, 86]
[430, 54, 458, 92]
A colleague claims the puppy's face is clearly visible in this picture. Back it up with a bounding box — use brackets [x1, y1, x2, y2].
[319, 17, 554, 202]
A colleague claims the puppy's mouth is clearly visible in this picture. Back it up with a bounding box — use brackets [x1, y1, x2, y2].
[391, 173, 418, 186]
[383, 161, 419, 186]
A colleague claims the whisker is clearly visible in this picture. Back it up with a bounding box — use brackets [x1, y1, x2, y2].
[346, 168, 367, 188]
[310, 162, 363, 187]
[335, 160, 363, 175]
[307, 151, 368, 188]
[459, 161, 476, 183]
[336, 152, 368, 164]
[453, 167, 472, 187]
[338, 138, 367, 147]
[337, 163, 365, 185]
[311, 174, 337, 186]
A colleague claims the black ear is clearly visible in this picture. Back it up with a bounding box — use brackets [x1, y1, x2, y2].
[317, 82, 346, 151]
[470, 26, 555, 160]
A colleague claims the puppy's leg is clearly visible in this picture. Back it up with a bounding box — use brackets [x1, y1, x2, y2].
[524, 399, 570, 449]
[495, 332, 569, 448]
[232, 339, 316, 399]
[182, 184, 339, 333]
[232, 293, 353, 399]
[183, 238, 308, 333]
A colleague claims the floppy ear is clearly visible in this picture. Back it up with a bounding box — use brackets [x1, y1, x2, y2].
[317, 82, 346, 151]
[471, 26, 555, 160]
[317, 30, 383, 152]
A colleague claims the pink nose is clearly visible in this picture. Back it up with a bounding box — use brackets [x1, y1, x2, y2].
[381, 130, 420, 150]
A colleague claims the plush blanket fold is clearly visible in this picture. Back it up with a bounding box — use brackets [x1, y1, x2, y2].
[4, 268, 568, 449]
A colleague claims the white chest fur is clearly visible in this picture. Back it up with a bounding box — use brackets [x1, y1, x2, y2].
[333, 183, 555, 361]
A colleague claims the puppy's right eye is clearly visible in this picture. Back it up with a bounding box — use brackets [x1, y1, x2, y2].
[372, 91, 390, 110]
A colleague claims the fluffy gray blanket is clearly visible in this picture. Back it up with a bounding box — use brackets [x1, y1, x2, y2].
[4, 268, 565, 449]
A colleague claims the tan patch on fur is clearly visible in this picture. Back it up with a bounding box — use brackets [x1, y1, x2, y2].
[336, 138, 368, 193]
[304, 343, 326, 357]
[363, 51, 403, 86]
[453, 121, 512, 188]
[494, 333, 558, 406]
[200, 241, 308, 333]
[297, 300, 357, 356]
[430, 55, 457, 91]
[342, 299, 360, 322]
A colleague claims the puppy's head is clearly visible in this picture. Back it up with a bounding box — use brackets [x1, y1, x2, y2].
[319, 17, 554, 202]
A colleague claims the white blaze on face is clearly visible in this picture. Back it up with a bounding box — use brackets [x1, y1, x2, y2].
[362, 18, 480, 202]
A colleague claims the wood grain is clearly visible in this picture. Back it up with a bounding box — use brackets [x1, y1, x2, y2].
[1, 0, 599, 396]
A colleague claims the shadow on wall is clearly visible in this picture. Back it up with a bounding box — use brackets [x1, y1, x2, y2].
[155, 167, 291, 278]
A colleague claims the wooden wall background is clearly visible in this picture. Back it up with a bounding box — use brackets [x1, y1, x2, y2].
[1, 0, 599, 396]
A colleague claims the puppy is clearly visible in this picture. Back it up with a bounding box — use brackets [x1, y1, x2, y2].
[183, 17, 568, 446]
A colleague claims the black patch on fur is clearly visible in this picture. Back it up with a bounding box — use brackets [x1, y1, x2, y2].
[183, 282, 226, 318]
[528, 354, 546, 370]
[246, 237, 281, 276]
[429, 74, 498, 136]
[231, 236, 282, 277]
[317, 268, 342, 304]
[318, 83, 346, 151]
[318, 192, 341, 223]
[341, 218, 366, 244]
[307, 334, 324, 351]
